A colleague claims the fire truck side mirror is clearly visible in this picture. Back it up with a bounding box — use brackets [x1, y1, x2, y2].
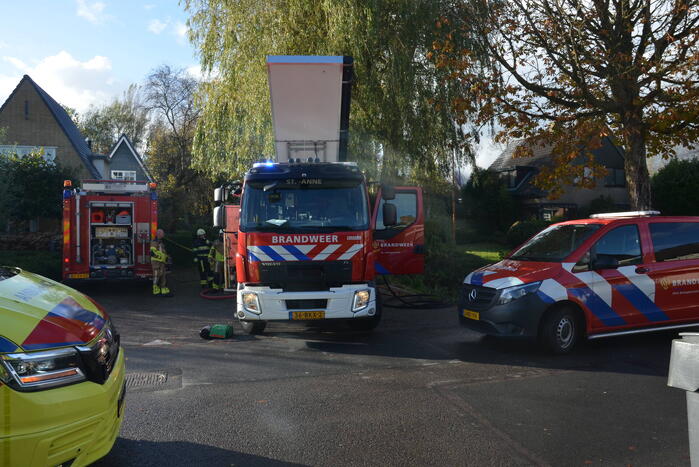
[381, 184, 395, 200]
[214, 187, 227, 203]
[382, 202, 397, 227]
[213, 206, 225, 228]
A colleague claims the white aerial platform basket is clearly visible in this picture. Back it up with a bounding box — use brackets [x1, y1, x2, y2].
[266, 55, 353, 163]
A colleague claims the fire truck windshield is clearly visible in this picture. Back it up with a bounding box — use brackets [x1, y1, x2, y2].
[240, 179, 369, 232]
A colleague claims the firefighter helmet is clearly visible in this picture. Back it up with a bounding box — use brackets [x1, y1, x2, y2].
[196, 228, 206, 236]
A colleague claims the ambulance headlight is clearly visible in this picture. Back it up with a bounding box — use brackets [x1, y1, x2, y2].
[242, 292, 261, 314]
[497, 281, 542, 305]
[352, 290, 371, 312]
[0, 348, 85, 391]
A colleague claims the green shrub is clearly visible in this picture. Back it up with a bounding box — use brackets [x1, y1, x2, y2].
[461, 168, 518, 232]
[506, 219, 550, 247]
[0, 251, 61, 280]
[653, 158, 699, 216]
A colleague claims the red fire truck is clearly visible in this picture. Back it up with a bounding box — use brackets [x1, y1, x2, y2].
[213, 56, 424, 334]
[62, 179, 158, 281]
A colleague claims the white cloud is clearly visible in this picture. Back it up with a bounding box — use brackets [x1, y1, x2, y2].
[144, 4, 156, 10]
[0, 41, 8, 50]
[0, 51, 117, 112]
[148, 18, 169, 35]
[186, 65, 202, 80]
[3, 56, 28, 71]
[76, 0, 109, 24]
[175, 22, 188, 38]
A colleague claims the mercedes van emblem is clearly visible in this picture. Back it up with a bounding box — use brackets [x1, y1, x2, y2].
[469, 289, 477, 301]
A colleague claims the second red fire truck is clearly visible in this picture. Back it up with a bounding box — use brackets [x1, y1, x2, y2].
[62, 179, 158, 282]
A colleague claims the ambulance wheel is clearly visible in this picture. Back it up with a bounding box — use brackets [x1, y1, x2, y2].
[539, 306, 581, 354]
[240, 320, 267, 335]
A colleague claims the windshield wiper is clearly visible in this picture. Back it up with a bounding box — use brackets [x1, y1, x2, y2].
[295, 225, 361, 231]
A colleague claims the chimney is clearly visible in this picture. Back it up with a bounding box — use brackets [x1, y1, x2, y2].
[86, 138, 92, 151]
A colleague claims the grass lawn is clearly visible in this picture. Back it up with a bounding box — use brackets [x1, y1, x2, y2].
[0, 250, 62, 280]
[393, 242, 507, 304]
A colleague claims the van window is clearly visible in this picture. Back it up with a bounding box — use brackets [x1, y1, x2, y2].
[650, 222, 699, 262]
[594, 224, 642, 266]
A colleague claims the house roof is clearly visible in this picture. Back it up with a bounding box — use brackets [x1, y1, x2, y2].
[488, 136, 625, 172]
[0, 75, 101, 178]
[488, 140, 554, 172]
[106, 134, 153, 182]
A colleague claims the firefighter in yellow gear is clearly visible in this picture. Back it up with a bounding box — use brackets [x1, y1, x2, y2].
[209, 230, 225, 291]
[193, 228, 213, 289]
[150, 228, 173, 296]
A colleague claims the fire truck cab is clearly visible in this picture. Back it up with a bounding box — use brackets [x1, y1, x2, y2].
[62, 180, 158, 282]
[213, 55, 424, 333]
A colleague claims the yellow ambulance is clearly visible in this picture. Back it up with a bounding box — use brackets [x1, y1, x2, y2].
[0, 266, 125, 466]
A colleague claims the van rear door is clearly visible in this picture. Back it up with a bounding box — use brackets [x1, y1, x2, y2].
[372, 186, 424, 275]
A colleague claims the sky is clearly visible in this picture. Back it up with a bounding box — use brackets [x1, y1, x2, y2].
[0, 0, 199, 113]
[0, 0, 504, 174]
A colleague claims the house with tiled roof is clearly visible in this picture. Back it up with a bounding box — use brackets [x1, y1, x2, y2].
[0, 75, 152, 183]
[488, 137, 630, 220]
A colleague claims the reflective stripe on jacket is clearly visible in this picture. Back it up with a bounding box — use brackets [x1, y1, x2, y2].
[193, 238, 211, 260]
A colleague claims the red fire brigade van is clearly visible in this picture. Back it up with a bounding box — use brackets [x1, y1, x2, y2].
[62, 180, 158, 281]
[459, 212, 699, 353]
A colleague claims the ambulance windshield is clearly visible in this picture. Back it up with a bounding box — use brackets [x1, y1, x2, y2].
[240, 179, 369, 232]
[509, 224, 601, 262]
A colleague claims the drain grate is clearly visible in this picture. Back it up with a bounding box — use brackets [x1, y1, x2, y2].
[125, 371, 168, 389]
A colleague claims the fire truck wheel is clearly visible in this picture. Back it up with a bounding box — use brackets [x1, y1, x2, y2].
[240, 320, 267, 335]
[539, 306, 581, 354]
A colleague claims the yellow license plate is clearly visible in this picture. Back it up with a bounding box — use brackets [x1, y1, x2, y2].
[463, 309, 480, 320]
[291, 311, 325, 320]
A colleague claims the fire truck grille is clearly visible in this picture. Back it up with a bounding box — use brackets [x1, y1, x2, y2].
[258, 261, 353, 292]
[286, 299, 328, 310]
[461, 284, 498, 311]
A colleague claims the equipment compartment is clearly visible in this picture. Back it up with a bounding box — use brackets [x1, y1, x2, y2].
[89, 202, 135, 267]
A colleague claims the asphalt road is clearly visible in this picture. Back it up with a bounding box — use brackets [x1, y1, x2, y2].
[80, 269, 691, 466]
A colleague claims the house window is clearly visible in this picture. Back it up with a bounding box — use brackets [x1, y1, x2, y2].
[501, 169, 517, 188]
[0, 145, 56, 162]
[605, 168, 626, 187]
[24, 100, 29, 120]
[111, 170, 137, 181]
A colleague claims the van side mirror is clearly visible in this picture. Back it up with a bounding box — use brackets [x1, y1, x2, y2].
[382, 202, 397, 227]
[213, 206, 225, 228]
[381, 184, 395, 201]
[591, 254, 619, 270]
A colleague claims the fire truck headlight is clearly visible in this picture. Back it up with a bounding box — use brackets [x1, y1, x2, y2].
[242, 292, 261, 314]
[352, 290, 371, 312]
[1, 348, 85, 391]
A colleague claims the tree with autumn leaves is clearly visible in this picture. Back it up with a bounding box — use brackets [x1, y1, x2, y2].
[434, 0, 699, 209]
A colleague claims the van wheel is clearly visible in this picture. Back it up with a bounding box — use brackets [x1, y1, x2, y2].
[240, 320, 266, 335]
[539, 307, 581, 354]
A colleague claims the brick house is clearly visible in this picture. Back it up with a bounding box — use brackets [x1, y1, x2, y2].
[0, 75, 152, 232]
[489, 137, 631, 220]
[0, 74, 152, 182]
